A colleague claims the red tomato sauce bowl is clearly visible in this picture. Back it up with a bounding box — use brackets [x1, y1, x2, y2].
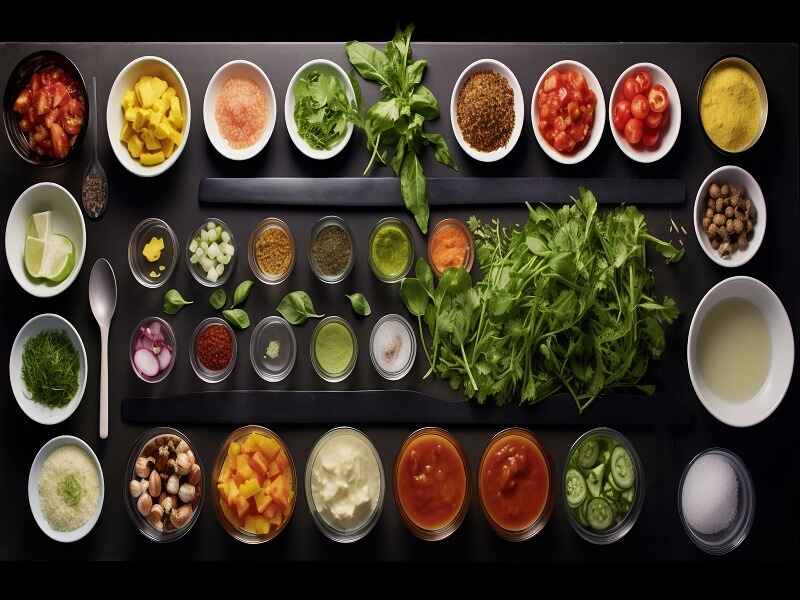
[3, 50, 88, 167]
[478, 428, 554, 541]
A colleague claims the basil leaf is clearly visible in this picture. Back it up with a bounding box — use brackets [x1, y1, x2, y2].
[209, 289, 227, 310]
[346, 293, 372, 317]
[390, 137, 407, 177]
[400, 151, 428, 234]
[277, 291, 324, 325]
[400, 278, 430, 317]
[367, 98, 401, 135]
[344, 41, 390, 87]
[222, 308, 250, 330]
[415, 258, 435, 299]
[422, 132, 457, 169]
[231, 280, 254, 308]
[163, 289, 193, 315]
[409, 85, 439, 120]
[406, 59, 427, 90]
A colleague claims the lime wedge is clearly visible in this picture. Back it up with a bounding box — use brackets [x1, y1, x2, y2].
[24, 235, 46, 278]
[40, 234, 75, 283]
[27, 211, 51, 239]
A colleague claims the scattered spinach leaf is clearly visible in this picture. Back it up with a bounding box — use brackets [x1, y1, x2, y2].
[222, 308, 250, 330]
[209, 289, 227, 310]
[277, 291, 325, 325]
[346, 293, 372, 316]
[231, 280, 254, 308]
[163, 289, 193, 315]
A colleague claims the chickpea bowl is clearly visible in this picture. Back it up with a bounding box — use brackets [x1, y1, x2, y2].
[123, 427, 204, 543]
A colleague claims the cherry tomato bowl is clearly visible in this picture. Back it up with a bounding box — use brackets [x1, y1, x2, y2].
[450, 58, 524, 163]
[609, 63, 680, 163]
[3, 51, 89, 167]
[531, 60, 606, 165]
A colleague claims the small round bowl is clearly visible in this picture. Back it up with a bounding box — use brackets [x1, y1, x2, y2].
[130, 317, 177, 384]
[248, 217, 295, 285]
[189, 317, 237, 384]
[285, 59, 355, 160]
[369, 314, 417, 381]
[609, 62, 681, 163]
[450, 59, 524, 162]
[128, 217, 179, 288]
[123, 427, 204, 543]
[478, 427, 554, 542]
[10, 313, 87, 425]
[107, 56, 191, 177]
[28, 435, 104, 543]
[310, 316, 358, 383]
[687, 276, 793, 427]
[186, 217, 236, 288]
[308, 216, 355, 284]
[427, 218, 475, 278]
[249, 316, 297, 383]
[678, 448, 755, 555]
[305, 427, 385, 543]
[698, 56, 768, 155]
[5, 182, 86, 298]
[3, 51, 89, 167]
[563, 427, 645, 545]
[211, 425, 297, 544]
[532, 60, 606, 165]
[394, 427, 470, 541]
[204, 60, 276, 161]
[693, 165, 765, 268]
[368, 217, 414, 283]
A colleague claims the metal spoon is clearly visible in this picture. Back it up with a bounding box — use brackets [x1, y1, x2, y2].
[89, 258, 117, 439]
[81, 76, 108, 220]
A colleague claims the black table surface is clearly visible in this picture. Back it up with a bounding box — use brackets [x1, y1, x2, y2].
[1, 41, 797, 562]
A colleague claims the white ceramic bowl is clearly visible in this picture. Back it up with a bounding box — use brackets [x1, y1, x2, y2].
[204, 60, 276, 160]
[28, 435, 104, 543]
[609, 63, 681, 163]
[694, 165, 765, 268]
[285, 59, 354, 160]
[10, 313, 88, 425]
[5, 182, 86, 298]
[688, 276, 794, 427]
[107, 56, 191, 177]
[450, 59, 524, 162]
[531, 60, 606, 165]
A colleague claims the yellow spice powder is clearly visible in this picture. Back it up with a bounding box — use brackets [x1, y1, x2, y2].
[700, 65, 763, 152]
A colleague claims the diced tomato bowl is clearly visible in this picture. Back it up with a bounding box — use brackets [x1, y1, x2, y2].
[3, 51, 88, 166]
[608, 63, 681, 163]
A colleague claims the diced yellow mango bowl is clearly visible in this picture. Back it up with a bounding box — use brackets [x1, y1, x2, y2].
[107, 56, 191, 177]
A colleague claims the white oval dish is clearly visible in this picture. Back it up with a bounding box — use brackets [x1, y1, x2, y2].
[608, 62, 681, 163]
[28, 435, 104, 543]
[107, 56, 191, 177]
[204, 60, 276, 161]
[531, 60, 606, 165]
[285, 59, 355, 160]
[5, 182, 86, 298]
[10, 313, 88, 425]
[687, 276, 793, 427]
[693, 165, 765, 268]
[450, 59, 524, 162]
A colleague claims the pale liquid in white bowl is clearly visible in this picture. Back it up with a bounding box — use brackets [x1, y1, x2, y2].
[696, 298, 771, 403]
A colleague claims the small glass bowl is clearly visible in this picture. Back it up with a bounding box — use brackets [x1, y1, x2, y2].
[128, 218, 179, 288]
[129, 316, 177, 384]
[186, 217, 236, 288]
[123, 427, 204, 543]
[677, 447, 755, 555]
[310, 316, 358, 383]
[189, 317, 237, 383]
[563, 427, 645, 545]
[308, 216, 355, 284]
[211, 425, 297, 544]
[248, 217, 295, 285]
[369, 314, 416, 381]
[427, 218, 475, 277]
[394, 427, 470, 541]
[305, 427, 385, 543]
[368, 217, 414, 283]
[249, 316, 297, 382]
[478, 427, 554, 542]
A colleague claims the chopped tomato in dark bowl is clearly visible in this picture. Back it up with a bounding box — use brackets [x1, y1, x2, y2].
[3, 51, 88, 167]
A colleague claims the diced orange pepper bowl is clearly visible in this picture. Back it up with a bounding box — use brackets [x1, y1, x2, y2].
[211, 425, 297, 544]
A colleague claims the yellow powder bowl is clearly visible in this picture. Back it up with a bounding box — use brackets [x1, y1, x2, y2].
[698, 56, 768, 154]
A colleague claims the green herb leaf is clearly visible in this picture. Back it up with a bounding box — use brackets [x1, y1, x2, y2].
[408, 85, 439, 119]
[421, 132, 457, 169]
[400, 277, 429, 317]
[346, 293, 372, 317]
[163, 289, 193, 315]
[400, 151, 428, 233]
[277, 291, 325, 325]
[293, 70, 352, 150]
[222, 308, 250, 330]
[344, 41, 390, 87]
[231, 280, 254, 308]
[209, 289, 227, 310]
[21, 329, 79, 408]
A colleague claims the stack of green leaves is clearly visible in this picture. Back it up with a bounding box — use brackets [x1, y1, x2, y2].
[401, 187, 684, 413]
[345, 24, 457, 233]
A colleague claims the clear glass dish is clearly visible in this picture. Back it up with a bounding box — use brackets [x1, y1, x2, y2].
[249, 316, 296, 382]
[368, 217, 414, 283]
[369, 314, 416, 381]
[185, 217, 236, 288]
[427, 218, 475, 277]
[129, 316, 177, 384]
[248, 217, 295, 285]
[308, 216, 354, 284]
[189, 317, 237, 383]
[310, 316, 358, 383]
[123, 427, 204, 543]
[305, 427, 385, 543]
[127, 218, 179, 288]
